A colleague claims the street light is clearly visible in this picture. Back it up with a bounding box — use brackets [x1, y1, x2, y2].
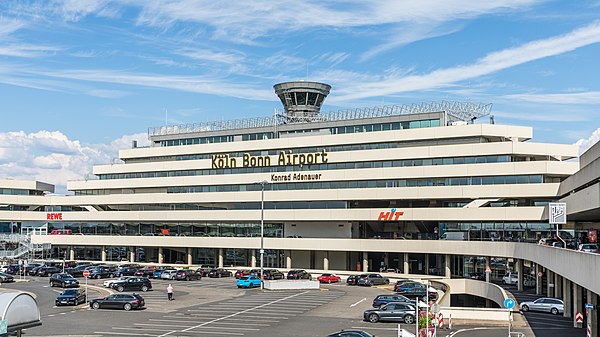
[255, 180, 270, 290]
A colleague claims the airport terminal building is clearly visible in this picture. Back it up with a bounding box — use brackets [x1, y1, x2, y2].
[0, 82, 584, 273]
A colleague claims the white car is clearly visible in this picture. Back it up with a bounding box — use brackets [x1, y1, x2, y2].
[160, 270, 178, 280]
[502, 272, 518, 285]
[103, 276, 132, 288]
[520, 297, 564, 315]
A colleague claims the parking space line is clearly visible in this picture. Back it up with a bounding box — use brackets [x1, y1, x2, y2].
[95, 332, 159, 336]
[175, 331, 244, 336]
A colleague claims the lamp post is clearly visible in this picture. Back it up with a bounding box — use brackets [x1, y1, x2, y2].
[255, 180, 270, 290]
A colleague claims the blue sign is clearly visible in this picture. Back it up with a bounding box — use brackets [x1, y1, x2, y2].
[585, 303, 595, 310]
[504, 298, 515, 309]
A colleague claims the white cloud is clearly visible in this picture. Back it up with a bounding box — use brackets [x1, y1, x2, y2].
[506, 91, 600, 104]
[0, 131, 149, 193]
[575, 128, 600, 155]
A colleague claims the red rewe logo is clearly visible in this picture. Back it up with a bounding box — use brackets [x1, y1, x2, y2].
[378, 208, 404, 221]
[46, 212, 63, 220]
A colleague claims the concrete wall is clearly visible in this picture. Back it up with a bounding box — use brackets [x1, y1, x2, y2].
[284, 222, 351, 238]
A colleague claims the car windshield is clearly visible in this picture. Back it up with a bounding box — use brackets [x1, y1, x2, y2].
[62, 289, 77, 295]
[240, 276, 249, 280]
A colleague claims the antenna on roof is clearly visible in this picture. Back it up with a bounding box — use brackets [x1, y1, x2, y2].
[165, 108, 168, 126]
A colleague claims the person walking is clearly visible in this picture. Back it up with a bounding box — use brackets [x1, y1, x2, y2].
[167, 284, 174, 301]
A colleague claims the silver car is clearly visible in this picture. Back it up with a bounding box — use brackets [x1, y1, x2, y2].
[520, 297, 564, 315]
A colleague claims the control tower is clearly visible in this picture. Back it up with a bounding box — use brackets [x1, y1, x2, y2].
[273, 81, 331, 123]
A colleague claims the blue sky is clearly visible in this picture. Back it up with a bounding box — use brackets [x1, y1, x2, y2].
[1, 1, 600, 191]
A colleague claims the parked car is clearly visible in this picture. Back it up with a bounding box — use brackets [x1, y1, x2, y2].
[235, 270, 251, 279]
[28, 266, 42, 276]
[520, 297, 564, 315]
[357, 274, 389, 286]
[317, 274, 341, 283]
[90, 293, 145, 311]
[196, 265, 215, 277]
[160, 270, 178, 280]
[469, 272, 485, 281]
[88, 266, 117, 279]
[396, 286, 436, 301]
[4, 264, 21, 275]
[363, 303, 416, 323]
[104, 276, 134, 288]
[578, 244, 600, 253]
[327, 330, 374, 337]
[502, 272, 518, 285]
[287, 269, 312, 280]
[55, 288, 86, 306]
[262, 269, 284, 280]
[65, 265, 89, 277]
[173, 269, 201, 281]
[237, 275, 262, 288]
[114, 267, 138, 277]
[135, 268, 156, 277]
[49, 273, 80, 288]
[111, 277, 152, 292]
[207, 268, 232, 278]
[372, 294, 415, 308]
[37, 266, 61, 277]
[0, 272, 15, 283]
[346, 275, 360, 286]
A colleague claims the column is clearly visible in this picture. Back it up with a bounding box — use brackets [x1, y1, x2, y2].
[587, 289, 598, 337]
[129, 247, 136, 263]
[563, 278, 572, 318]
[547, 270, 555, 297]
[218, 248, 224, 268]
[516, 259, 524, 292]
[574, 283, 583, 328]
[535, 263, 543, 295]
[187, 248, 193, 265]
[158, 247, 164, 264]
[323, 251, 330, 271]
[485, 256, 492, 283]
[362, 252, 369, 272]
[425, 254, 430, 275]
[555, 273, 562, 299]
[444, 254, 451, 278]
[384, 254, 389, 270]
[251, 250, 257, 268]
[286, 250, 292, 269]
[404, 253, 410, 275]
[101, 246, 107, 262]
[69, 246, 75, 261]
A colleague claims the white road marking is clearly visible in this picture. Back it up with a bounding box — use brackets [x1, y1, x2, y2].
[350, 298, 367, 307]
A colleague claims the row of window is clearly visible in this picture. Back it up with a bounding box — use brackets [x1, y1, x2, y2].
[0, 188, 37, 196]
[166, 175, 546, 194]
[157, 119, 440, 147]
[99, 155, 513, 180]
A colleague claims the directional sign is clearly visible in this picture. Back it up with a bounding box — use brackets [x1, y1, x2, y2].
[585, 303, 596, 310]
[82, 270, 90, 278]
[576, 312, 584, 323]
[504, 298, 515, 309]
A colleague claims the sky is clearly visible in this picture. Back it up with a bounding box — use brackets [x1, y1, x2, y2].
[1, 1, 600, 192]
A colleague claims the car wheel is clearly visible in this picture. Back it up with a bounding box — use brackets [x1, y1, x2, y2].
[521, 305, 529, 312]
[328, 279, 331, 284]
[92, 302, 100, 310]
[368, 281, 374, 287]
[49, 281, 54, 287]
[186, 277, 190, 281]
[218, 274, 222, 278]
[117, 286, 124, 292]
[141, 285, 149, 292]
[123, 303, 132, 311]
[368, 313, 380, 323]
[384, 279, 389, 284]
[551, 307, 559, 315]
[237, 286, 242, 288]
[109, 273, 114, 278]
[96, 275, 101, 279]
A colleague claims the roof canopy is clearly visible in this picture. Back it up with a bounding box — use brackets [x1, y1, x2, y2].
[0, 292, 42, 332]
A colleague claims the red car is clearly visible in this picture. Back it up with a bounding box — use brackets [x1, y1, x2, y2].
[317, 273, 341, 283]
[234, 270, 251, 279]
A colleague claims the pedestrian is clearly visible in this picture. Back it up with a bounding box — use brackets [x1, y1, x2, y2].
[167, 284, 174, 301]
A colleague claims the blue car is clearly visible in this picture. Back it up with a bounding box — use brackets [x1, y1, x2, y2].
[237, 275, 261, 288]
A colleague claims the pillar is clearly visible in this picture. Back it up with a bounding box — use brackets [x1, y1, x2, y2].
[516, 259, 524, 292]
[425, 254, 430, 275]
[69, 245, 75, 261]
[362, 252, 369, 272]
[404, 253, 410, 275]
[555, 273, 562, 299]
[574, 283, 583, 328]
[587, 289, 598, 337]
[218, 248, 224, 268]
[129, 247, 136, 263]
[485, 256, 491, 283]
[444, 254, 451, 278]
[101, 246, 107, 262]
[563, 278, 572, 318]
[547, 270, 555, 297]
[158, 247, 164, 264]
[535, 263, 543, 295]
[384, 253, 389, 270]
[187, 248, 192, 265]
[323, 251, 330, 271]
[286, 250, 292, 269]
[251, 249, 257, 268]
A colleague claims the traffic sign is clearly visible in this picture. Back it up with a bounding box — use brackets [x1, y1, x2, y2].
[537, 271, 543, 277]
[82, 270, 90, 278]
[504, 298, 515, 309]
[432, 303, 440, 314]
[585, 303, 596, 310]
[485, 266, 492, 273]
[576, 312, 584, 323]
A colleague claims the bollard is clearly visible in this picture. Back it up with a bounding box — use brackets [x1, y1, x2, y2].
[448, 313, 452, 330]
[437, 312, 445, 329]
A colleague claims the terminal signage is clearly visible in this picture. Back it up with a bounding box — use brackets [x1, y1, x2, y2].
[549, 203, 566, 224]
[46, 212, 63, 220]
[378, 208, 404, 221]
[212, 149, 328, 169]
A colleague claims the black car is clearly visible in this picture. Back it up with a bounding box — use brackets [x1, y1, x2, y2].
[195, 265, 215, 277]
[327, 330, 374, 337]
[262, 269, 284, 280]
[111, 277, 152, 292]
[90, 293, 145, 311]
[37, 266, 62, 277]
[65, 265, 90, 277]
[394, 281, 425, 293]
[135, 268, 156, 277]
[469, 272, 485, 281]
[346, 275, 360, 286]
[173, 269, 201, 281]
[357, 274, 389, 286]
[49, 273, 80, 288]
[88, 266, 118, 279]
[115, 267, 138, 277]
[286, 269, 312, 280]
[28, 266, 42, 276]
[0, 272, 15, 283]
[55, 288, 86, 306]
[207, 268, 232, 278]
[4, 264, 22, 275]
